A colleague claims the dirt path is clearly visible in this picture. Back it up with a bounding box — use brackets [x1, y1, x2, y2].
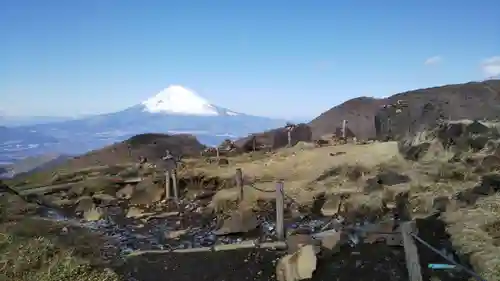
[116, 242, 408, 281]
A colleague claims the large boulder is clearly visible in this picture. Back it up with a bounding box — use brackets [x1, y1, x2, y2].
[375, 101, 446, 141]
[276, 244, 317, 281]
[212, 209, 260, 235]
[398, 120, 500, 161]
[234, 124, 312, 152]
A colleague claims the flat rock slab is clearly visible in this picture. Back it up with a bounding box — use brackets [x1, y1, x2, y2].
[143, 211, 179, 221]
[276, 244, 317, 281]
[126, 206, 155, 219]
[121, 177, 143, 184]
[213, 209, 260, 236]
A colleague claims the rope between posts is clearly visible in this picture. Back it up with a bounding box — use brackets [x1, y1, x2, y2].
[239, 177, 487, 280]
[248, 183, 301, 206]
[410, 233, 487, 281]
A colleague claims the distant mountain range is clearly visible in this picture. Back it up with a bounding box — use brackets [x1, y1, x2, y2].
[0, 115, 82, 127]
[0, 85, 287, 164]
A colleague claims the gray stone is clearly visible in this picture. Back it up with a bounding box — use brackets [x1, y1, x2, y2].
[213, 209, 259, 235]
[276, 244, 317, 281]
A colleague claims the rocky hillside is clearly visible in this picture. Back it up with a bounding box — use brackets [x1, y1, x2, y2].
[4, 154, 72, 178]
[233, 123, 312, 152]
[309, 79, 500, 140]
[309, 97, 385, 140]
[46, 133, 206, 172]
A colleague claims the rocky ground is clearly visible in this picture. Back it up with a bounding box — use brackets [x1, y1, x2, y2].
[2, 119, 500, 280]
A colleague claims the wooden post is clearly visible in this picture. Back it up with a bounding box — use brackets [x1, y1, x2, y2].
[401, 221, 423, 281]
[341, 120, 347, 138]
[172, 169, 178, 200]
[235, 168, 244, 201]
[216, 147, 220, 159]
[252, 137, 256, 152]
[276, 180, 285, 241]
[165, 171, 171, 199]
[287, 130, 292, 147]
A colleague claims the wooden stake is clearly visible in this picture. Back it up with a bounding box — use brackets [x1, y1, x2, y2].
[165, 171, 171, 199]
[401, 221, 423, 281]
[235, 168, 244, 201]
[287, 130, 292, 147]
[172, 169, 178, 200]
[276, 180, 285, 241]
[127, 241, 287, 256]
[342, 120, 347, 138]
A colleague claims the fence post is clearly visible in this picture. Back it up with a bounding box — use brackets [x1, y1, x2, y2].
[165, 171, 171, 199]
[235, 168, 244, 201]
[287, 130, 292, 147]
[276, 180, 285, 241]
[172, 169, 178, 200]
[342, 120, 347, 138]
[401, 221, 423, 281]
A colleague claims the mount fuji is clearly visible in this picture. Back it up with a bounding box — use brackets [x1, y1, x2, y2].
[4, 86, 286, 160]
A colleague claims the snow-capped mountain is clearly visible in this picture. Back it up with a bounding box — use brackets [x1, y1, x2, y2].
[141, 85, 240, 116]
[2, 85, 286, 160]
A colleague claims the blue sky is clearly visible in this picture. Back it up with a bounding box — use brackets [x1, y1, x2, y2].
[1, 0, 499, 120]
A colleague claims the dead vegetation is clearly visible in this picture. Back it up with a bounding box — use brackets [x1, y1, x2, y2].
[0, 194, 120, 281]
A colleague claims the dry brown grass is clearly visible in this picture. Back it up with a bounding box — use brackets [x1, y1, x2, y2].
[5, 136, 500, 279]
[443, 194, 500, 280]
[196, 142, 401, 208]
[195, 140, 500, 279]
[0, 194, 120, 281]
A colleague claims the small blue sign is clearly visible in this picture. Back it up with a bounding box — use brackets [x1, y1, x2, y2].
[428, 264, 456, 269]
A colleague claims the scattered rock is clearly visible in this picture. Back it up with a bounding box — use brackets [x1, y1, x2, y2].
[365, 171, 410, 193]
[93, 193, 117, 205]
[295, 141, 316, 149]
[477, 174, 500, 194]
[143, 211, 179, 221]
[116, 184, 135, 199]
[194, 190, 216, 200]
[276, 244, 317, 281]
[286, 233, 318, 254]
[129, 179, 164, 205]
[75, 196, 94, 213]
[165, 229, 188, 239]
[320, 194, 344, 217]
[51, 198, 75, 207]
[316, 230, 347, 254]
[480, 155, 500, 171]
[465, 120, 490, 135]
[126, 206, 153, 219]
[213, 209, 259, 235]
[68, 184, 86, 198]
[482, 139, 500, 154]
[218, 158, 229, 166]
[468, 135, 490, 151]
[432, 196, 451, 213]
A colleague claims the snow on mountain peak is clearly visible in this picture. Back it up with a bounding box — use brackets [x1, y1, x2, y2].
[141, 85, 222, 116]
